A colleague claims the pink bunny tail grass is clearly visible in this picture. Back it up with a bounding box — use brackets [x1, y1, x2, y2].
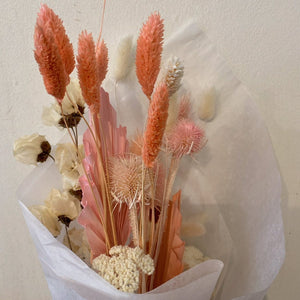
[96, 40, 108, 85]
[38, 4, 75, 77]
[34, 24, 67, 101]
[166, 119, 207, 158]
[143, 82, 169, 168]
[136, 13, 164, 100]
[77, 31, 100, 107]
[178, 94, 191, 120]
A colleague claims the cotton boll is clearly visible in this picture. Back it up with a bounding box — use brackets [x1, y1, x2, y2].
[197, 86, 216, 121]
[45, 188, 81, 221]
[112, 35, 134, 81]
[29, 205, 61, 237]
[13, 133, 51, 165]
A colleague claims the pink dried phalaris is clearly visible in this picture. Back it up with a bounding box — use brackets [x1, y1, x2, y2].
[166, 119, 207, 158]
[96, 40, 108, 85]
[77, 31, 100, 108]
[142, 82, 169, 168]
[34, 23, 67, 101]
[136, 13, 164, 100]
[37, 4, 75, 76]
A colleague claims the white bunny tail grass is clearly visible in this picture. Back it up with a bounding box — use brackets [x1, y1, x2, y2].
[197, 86, 216, 121]
[112, 35, 135, 81]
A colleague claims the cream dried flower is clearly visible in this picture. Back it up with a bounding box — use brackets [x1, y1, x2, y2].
[161, 56, 184, 96]
[42, 79, 85, 129]
[13, 133, 51, 165]
[197, 86, 216, 121]
[55, 143, 84, 191]
[92, 246, 154, 293]
[45, 188, 81, 223]
[63, 228, 90, 264]
[112, 35, 135, 81]
[183, 245, 210, 270]
[29, 205, 61, 237]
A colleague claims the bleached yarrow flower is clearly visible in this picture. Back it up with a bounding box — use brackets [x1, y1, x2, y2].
[42, 79, 85, 129]
[92, 246, 154, 293]
[55, 143, 84, 191]
[13, 133, 51, 165]
[29, 205, 61, 237]
[45, 188, 81, 225]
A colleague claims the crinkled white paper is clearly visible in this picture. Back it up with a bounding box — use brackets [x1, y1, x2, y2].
[18, 23, 285, 300]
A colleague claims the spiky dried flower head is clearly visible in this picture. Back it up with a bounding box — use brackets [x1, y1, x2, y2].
[34, 21, 67, 101]
[77, 31, 100, 108]
[161, 56, 184, 96]
[178, 94, 192, 120]
[143, 82, 169, 168]
[129, 131, 144, 156]
[136, 13, 164, 100]
[38, 4, 75, 76]
[166, 119, 207, 158]
[109, 155, 150, 206]
[96, 40, 108, 85]
[112, 35, 134, 81]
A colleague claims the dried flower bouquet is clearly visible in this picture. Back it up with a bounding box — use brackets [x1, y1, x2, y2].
[15, 2, 285, 300]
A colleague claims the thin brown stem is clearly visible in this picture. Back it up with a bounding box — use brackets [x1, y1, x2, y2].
[65, 225, 73, 251]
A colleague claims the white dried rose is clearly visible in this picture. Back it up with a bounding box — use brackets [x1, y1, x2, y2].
[29, 205, 61, 237]
[45, 188, 81, 221]
[13, 133, 51, 165]
[63, 228, 90, 265]
[42, 79, 85, 128]
[55, 143, 84, 190]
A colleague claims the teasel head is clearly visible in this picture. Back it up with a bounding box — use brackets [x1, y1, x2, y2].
[109, 155, 151, 208]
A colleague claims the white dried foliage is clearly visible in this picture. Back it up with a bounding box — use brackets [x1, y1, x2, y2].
[162, 56, 184, 96]
[112, 35, 135, 81]
[197, 86, 216, 121]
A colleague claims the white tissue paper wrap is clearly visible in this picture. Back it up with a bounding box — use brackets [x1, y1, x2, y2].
[18, 23, 285, 300]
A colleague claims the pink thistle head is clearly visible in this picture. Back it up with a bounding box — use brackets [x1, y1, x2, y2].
[136, 13, 164, 100]
[166, 119, 207, 158]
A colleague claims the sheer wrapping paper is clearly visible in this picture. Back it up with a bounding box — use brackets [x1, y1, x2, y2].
[18, 23, 285, 300]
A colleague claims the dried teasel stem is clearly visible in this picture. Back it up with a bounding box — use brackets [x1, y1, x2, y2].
[129, 206, 139, 247]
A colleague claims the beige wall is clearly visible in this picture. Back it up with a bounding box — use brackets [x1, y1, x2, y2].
[1, 0, 299, 298]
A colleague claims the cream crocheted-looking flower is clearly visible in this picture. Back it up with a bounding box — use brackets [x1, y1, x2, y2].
[29, 205, 61, 237]
[55, 143, 84, 191]
[42, 79, 85, 128]
[13, 133, 51, 165]
[45, 188, 81, 221]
